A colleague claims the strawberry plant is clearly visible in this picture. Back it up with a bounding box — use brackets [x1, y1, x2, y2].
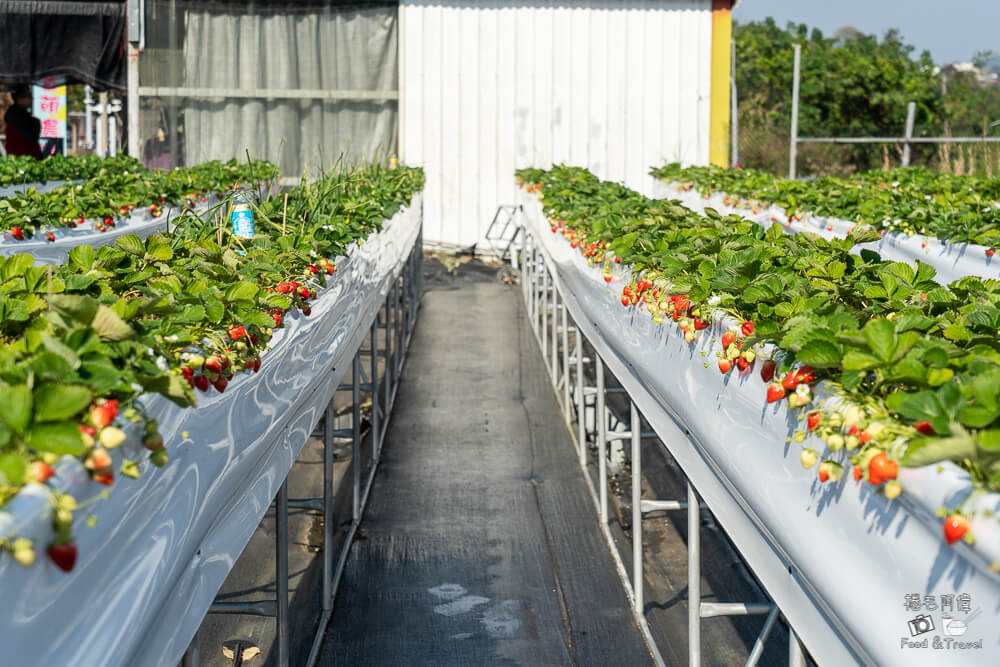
[652, 163, 1000, 248]
[0, 162, 423, 571]
[521, 165, 1000, 548]
[1, 159, 278, 239]
[0, 155, 144, 188]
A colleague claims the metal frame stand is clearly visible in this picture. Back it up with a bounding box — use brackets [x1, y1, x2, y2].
[181, 232, 423, 667]
[516, 226, 809, 667]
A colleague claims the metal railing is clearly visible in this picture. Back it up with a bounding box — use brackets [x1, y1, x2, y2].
[516, 225, 809, 667]
[181, 227, 423, 667]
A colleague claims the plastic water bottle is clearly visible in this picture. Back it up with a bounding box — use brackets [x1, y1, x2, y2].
[230, 193, 255, 239]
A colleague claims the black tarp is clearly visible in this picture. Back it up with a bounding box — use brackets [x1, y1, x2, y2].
[0, 1, 126, 90]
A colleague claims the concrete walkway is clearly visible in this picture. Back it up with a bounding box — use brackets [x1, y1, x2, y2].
[317, 279, 653, 666]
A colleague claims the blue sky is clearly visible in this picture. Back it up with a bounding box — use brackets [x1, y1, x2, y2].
[733, 0, 997, 65]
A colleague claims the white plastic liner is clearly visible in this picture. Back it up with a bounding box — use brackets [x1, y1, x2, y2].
[0, 193, 422, 666]
[0, 201, 219, 265]
[652, 181, 1000, 285]
[520, 190, 1000, 667]
[0, 179, 79, 198]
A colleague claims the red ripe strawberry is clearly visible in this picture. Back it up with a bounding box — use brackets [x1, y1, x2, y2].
[859, 430, 871, 444]
[104, 217, 112, 226]
[987, 249, 996, 257]
[943, 514, 970, 546]
[721, 331, 736, 349]
[796, 365, 816, 384]
[229, 325, 247, 341]
[603, 274, 612, 283]
[272, 311, 284, 327]
[93, 470, 114, 486]
[781, 371, 799, 391]
[868, 452, 898, 485]
[718, 358, 732, 374]
[760, 360, 776, 382]
[91, 402, 118, 428]
[194, 375, 211, 392]
[31, 461, 56, 484]
[213, 377, 229, 393]
[78, 424, 96, 438]
[182, 366, 194, 380]
[853, 465, 864, 481]
[914, 421, 934, 435]
[298, 286, 310, 299]
[806, 412, 821, 432]
[847, 425, 859, 436]
[735, 356, 750, 372]
[46, 232, 55, 243]
[307, 265, 319, 274]
[276, 282, 293, 294]
[818, 461, 831, 483]
[766, 383, 785, 403]
[76, 217, 85, 225]
[614, 257, 621, 264]
[47, 542, 78, 572]
[693, 317, 710, 330]
[741, 321, 754, 336]
[204, 355, 223, 374]
[11, 226, 24, 240]
[621, 295, 630, 307]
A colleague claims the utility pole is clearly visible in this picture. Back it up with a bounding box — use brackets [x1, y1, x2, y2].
[902, 101, 916, 167]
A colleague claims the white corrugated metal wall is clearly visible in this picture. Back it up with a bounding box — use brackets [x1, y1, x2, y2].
[400, 0, 713, 247]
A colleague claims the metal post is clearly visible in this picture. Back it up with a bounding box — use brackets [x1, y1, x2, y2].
[788, 628, 806, 667]
[276, 480, 289, 667]
[541, 267, 549, 356]
[631, 401, 643, 613]
[352, 352, 361, 520]
[382, 303, 390, 422]
[902, 100, 916, 167]
[127, 40, 140, 159]
[385, 293, 394, 398]
[575, 331, 585, 466]
[561, 306, 570, 416]
[370, 321, 380, 455]
[731, 37, 739, 167]
[98, 91, 109, 157]
[789, 43, 801, 180]
[322, 398, 335, 611]
[596, 357, 608, 524]
[550, 288, 559, 381]
[688, 481, 701, 667]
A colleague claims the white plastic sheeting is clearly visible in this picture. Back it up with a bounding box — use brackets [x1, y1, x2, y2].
[0, 193, 422, 667]
[401, 0, 712, 247]
[0, 179, 78, 198]
[652, 180, 1000, 285]
[520, 190, 1000, 667]
[0, 204, 188, 264]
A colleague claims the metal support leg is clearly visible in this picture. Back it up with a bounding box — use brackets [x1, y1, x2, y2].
[789, 628, 806, 667]
[689, 481, 701, 667]
[385, 293, 395, 399]
[575, 332, 585, 466]
[596, 356, 608, 525]
[541, 267, 549, 356]
[322, 398, 335, 611]
[370, 321, 380, 457]
[382, 304, 390, 426]
[352, 353, 361, 521]
[631, 401, 643, 613]
[276, 480, 289, 667]
[562, 310, 570, 417]
[550, 288, 559, 381]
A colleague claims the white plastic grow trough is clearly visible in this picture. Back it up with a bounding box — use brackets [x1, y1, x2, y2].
[652, 180, 1000, 285]
[520, 189, 1000, 667]
[0, 193, 422, 667]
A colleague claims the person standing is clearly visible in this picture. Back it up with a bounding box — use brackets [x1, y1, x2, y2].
[4, 85, 43, 159]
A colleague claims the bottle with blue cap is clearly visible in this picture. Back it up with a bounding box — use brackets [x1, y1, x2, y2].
[230, 191, 256, 239]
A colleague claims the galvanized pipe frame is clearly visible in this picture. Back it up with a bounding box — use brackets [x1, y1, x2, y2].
[182, 230, 423, 667]
[516, 228, 807, 667]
